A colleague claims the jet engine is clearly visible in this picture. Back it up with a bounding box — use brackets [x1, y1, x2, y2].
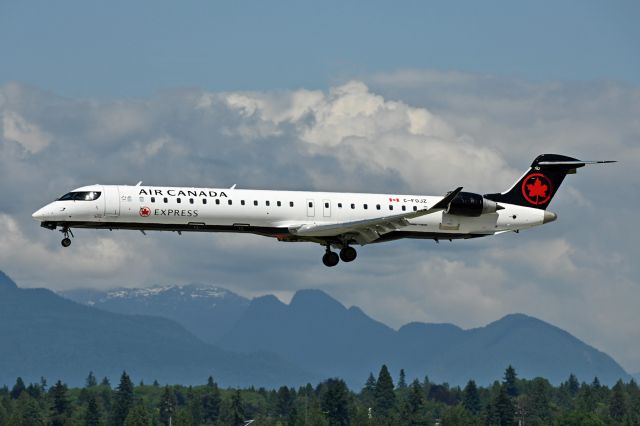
[446, 192, 502, 217]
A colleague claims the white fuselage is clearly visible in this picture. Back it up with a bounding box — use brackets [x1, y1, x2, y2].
[33, 184, 549, 243]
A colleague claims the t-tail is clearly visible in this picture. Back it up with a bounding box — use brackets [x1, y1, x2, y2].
[484, 154, 616, 210]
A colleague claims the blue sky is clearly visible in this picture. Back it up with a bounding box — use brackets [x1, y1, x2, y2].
[2, 1, 639, 96]
[1, 2, 640, 374]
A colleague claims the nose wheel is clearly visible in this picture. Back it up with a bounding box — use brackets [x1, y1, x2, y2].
[60, 227, 74, 248]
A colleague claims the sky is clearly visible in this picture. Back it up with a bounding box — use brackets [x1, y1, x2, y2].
[1, 2, 639, 374]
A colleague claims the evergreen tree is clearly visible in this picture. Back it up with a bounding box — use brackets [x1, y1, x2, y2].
[503, 365, 518, 398]
[397, 369, 407, 390]
[201, 381, 221, 423]
[374, 364, 396, 418]
[86, 372, 98, 388]
[463, 380, 481, 414]
[174, 408, 195, 426]
[49, 380, 71, 426]
[610, 379, 627, 421]
[276, 385, 294, 418]
[493, 386, 515, 426]
[85, 393, 101, 426]
[10, 377, 26, 399]
[39, 377, 47, 393]
[187, 386, 202, 425]
[207, 376, 215, 387]
[567, 373, 579, 397]
[361, 372, 376, 408]
[160, 385, 177, 426]
[407, 379, 424, 414]
[321, 379, 350, 426]
[228, 390, 245, 426]
[123, 404, 152, 426]
[101, 377, 111, 387]
[111, 371, 134, 426]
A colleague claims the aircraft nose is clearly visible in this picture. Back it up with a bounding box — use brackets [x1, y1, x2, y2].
[32, 207, 47, 220]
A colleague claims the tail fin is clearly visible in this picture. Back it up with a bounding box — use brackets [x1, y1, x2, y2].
[484, 154, 615, 210]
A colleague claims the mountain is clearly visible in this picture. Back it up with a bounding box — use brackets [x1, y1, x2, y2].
[58, 282, 630, 387]
[61, 284, 249, 343]
[0, 272, 312, 388]
[0, 270, 17, 289]
[219, 290, 629, 387]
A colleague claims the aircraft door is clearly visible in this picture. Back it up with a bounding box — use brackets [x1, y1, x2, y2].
[306, 199, 315, 217]
[104, 186, 120, 217]
[322, 199, 331, 217]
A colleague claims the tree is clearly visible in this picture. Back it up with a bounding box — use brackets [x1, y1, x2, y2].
[374, 364, 396, 418]
[397, 369, 407, 390]
[49, 380, 71, 426]
[276, 385, 294, 418]
[86, 372, 98, 388]
[207, 376, 215, 387]
[610, 379, 627, 421]
[201, 381, 221, 423]
[10, 377, 26, 399]
[111, 371, 134, 426]
[123, 404, 152, 426]
[101, 377, 111, 387]
[321, 379, 350, 426]
[567, 373, 579, 397]
[160, 386, 177, 426]
[228, 390, 245, 426]
[463, 380, 481, 414]
[503, 365, 518, 398]
[361, 372, 376, 408]
[85, 393, 101, 426]
[493, 386, 515, 426]
[8, 392, 46, 426]
[527, 377, 552, 423]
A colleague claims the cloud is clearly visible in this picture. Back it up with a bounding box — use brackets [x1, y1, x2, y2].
[0, 76, 639, 372]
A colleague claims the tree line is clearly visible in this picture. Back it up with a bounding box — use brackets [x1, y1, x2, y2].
[1, 365, 639, 425]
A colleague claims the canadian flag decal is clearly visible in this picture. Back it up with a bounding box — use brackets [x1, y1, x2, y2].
[389, 197, 400, 202]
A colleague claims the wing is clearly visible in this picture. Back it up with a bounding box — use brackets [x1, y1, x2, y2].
[289, 187, 463, 245]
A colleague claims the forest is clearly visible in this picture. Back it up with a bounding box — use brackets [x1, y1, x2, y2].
[1, 365, 638, 426]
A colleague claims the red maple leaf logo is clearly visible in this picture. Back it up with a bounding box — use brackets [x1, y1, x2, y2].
[521, 173, 553, 205]
[526, 178, 548, 199]
[139, 207, 151, 217]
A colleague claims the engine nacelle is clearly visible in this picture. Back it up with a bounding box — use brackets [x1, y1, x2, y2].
[446, 192, 501, 217]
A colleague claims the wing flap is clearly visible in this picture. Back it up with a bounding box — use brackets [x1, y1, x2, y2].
[289, 187, 463, 244]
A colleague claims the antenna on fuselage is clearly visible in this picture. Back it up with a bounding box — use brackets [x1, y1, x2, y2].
[135, 181, 143, 186]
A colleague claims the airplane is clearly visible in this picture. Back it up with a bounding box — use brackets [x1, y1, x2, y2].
[32, 154, 614, 267]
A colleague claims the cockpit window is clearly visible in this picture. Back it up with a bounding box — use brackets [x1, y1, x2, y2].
[58, 191, 102, 201]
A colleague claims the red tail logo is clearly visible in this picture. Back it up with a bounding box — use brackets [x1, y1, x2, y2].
[139, 206, 151, 217]
[521, 173, 553, 205]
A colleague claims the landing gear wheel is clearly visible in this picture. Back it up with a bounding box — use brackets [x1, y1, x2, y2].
[339, 246, 357, 262]
[322, 251, 340, 267]
[61, 238, 71, 247]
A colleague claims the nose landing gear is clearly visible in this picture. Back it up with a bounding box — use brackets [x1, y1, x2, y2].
[60, 227, 74, 247]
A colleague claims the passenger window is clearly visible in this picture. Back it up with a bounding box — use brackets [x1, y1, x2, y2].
[376, 204, 381, 210]
[151, 197, 156, 203]
[389, 205, 393, 210]
[402, 205, 406, 211]
[202, 199, 207, 205]
[350, 203, 355, 209]
[163, 197, 168, 203]
[413, 206, 417, 211]
[254, 200, 258, 206]
[177, 198, 181, 204]
[228, 200, 233, 205]
[338, 203, 342, 208]
[215, 199, 220, 205]
[290, 201, 294, 207]
[308, 202, 313, 208]
[364, 204, 368, 209]
[139, 197, 144, 202]
[277, 201, 281, 207]
[241, 200, 245, 206]
[324, 202, 329, 208]
[189, 198, 194, 204]
[266, 201, 270, 206]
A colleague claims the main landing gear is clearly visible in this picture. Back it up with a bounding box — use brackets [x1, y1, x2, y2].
[322, 245, 357, 267]
[60, 227, 73, 247]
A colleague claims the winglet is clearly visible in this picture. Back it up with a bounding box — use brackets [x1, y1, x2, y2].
[431, 187, 463, 210]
